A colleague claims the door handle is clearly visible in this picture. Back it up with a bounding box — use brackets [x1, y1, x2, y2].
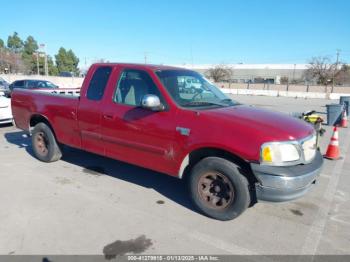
[103, 114, 114, 120]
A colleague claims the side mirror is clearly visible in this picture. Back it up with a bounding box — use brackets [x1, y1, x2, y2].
[141, 94, 164, 111]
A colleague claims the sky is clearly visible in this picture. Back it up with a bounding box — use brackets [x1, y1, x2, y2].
[1, 0, 350, 68]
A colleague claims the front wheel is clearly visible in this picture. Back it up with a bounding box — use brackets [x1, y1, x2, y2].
[31, 122, 62, 162]
[188, 157, 251, 221]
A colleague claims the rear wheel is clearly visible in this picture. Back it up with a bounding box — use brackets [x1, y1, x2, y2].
[188, 157, 251, 221]
[31, 122, 62, 162]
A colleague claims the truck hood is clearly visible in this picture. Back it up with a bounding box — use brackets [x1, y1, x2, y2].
[203, 105, 314, 142]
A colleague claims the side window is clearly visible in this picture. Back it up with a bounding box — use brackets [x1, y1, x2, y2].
[86, 66, 112, 101]
[114, 69, 162, 106]
[16, 81, 25, 87]
[26, 80, 36, 88]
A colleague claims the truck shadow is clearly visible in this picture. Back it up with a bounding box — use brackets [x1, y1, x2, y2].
[4, 130, 197, 215]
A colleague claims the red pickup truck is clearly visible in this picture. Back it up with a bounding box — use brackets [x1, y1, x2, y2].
[11, 63, 323, 220]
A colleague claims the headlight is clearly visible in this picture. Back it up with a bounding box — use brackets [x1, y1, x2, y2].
[261, 142, 300, 165]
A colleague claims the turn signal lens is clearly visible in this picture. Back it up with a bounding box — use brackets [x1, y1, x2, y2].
[262, 146, 272, 162]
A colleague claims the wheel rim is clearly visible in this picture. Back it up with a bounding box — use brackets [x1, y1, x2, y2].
[34, 132, 49, 157]
[197, 171, 235, 210]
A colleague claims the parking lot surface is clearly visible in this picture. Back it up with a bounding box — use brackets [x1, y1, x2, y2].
[0, 95, 349, 255]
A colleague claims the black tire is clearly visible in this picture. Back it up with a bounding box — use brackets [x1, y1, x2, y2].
[31, 122, 62, 162]
[188, 157, 251, 221]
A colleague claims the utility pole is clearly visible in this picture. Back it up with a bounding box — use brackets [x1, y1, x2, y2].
[44, 53, 48, 76]
[336, 49, 340, 64]
[144, 52, 148, 64]
[39, 43, 48, 76]
[36, 52, 39, 75]
[292, 64, 296, 83]
[332, 49, 341, 92]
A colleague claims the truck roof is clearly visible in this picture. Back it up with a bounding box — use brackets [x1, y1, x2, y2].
[91, 63, 187, 71]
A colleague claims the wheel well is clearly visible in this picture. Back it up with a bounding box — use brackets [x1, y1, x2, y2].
[182, 147, 258, 205]
[29, 114, 57, 138]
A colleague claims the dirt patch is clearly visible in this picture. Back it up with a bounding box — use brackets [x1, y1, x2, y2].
[103, 235, 152, 260]
[82, 166, 107, 176]
[156, 200, 165, 204]
[290, 209, 304, 216]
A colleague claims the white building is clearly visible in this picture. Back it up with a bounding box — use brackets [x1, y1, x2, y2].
[176, 64, 309, 84]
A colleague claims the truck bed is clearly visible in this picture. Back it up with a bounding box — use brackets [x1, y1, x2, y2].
[11, 88, 82, 148]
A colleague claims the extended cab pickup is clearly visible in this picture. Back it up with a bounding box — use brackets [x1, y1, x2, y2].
[11, 63, 323, 220]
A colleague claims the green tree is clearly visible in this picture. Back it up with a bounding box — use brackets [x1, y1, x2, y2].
[67, 49, 79, 75]
[23, 36, 38, 55]
[7, 32, 23, 53]
[48, 55, 58, 76]
[55, 47, 79, 75]
[55, 47, 68, 72]
[0, 38, 4, 48]
[22, 36, 39, 74]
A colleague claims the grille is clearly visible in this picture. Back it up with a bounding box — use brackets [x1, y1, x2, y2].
[302, 135, 317, 162]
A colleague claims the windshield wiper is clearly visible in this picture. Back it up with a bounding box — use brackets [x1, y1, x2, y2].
[220, 98, 232, 102]
[220, 98, 240, 105]
[182, 101, 227, 107]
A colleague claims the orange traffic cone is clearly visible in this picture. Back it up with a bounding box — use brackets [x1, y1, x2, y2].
[340, 109, 348, 128]
[324, 126, 341, 160]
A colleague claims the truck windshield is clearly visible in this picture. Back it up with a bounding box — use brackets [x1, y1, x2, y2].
[156, 70, 237, 108]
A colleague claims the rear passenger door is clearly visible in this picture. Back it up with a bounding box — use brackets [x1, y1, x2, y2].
[78, 65, 113, 155]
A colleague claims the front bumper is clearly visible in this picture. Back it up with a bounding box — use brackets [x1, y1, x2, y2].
[251, 151, 323, 202]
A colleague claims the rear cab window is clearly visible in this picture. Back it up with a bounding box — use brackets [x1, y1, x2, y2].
[15, 80, 25, 88]
[86, 66, 112, 101]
